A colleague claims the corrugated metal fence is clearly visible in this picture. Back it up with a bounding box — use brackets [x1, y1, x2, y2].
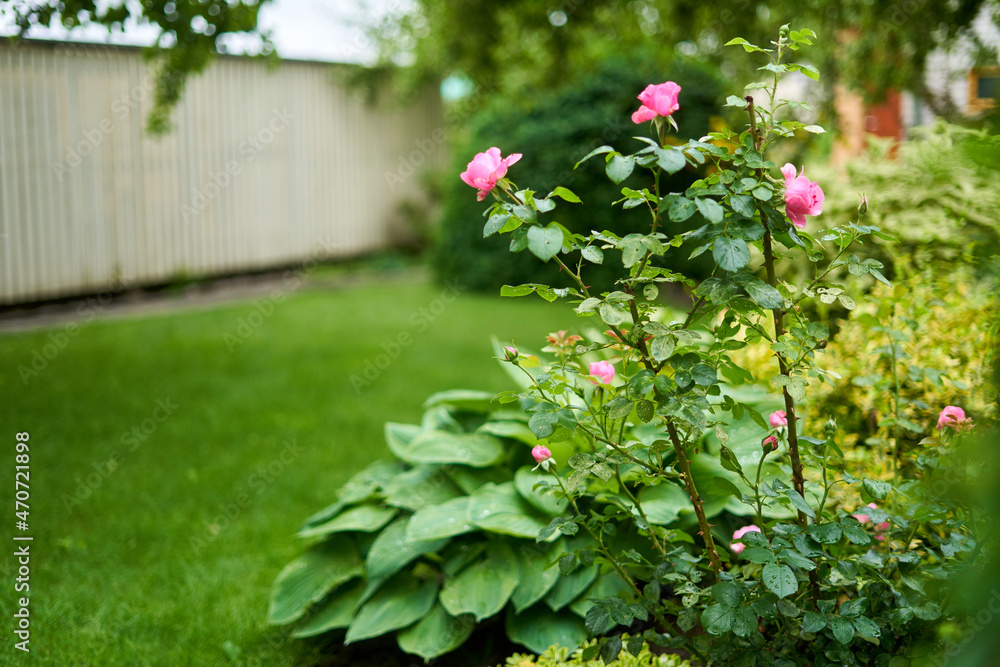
[0, 40, 444, 305]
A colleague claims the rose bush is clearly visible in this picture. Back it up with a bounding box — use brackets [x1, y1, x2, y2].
[272, 26, 995, 666]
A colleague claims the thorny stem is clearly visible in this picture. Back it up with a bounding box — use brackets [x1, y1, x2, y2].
[747, 96, 808, 529]
[615, 466, 667, 556]
[667, 420, 723, 575]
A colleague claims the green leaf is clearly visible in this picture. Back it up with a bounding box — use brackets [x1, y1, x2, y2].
[841, 518, 871, 545]
[784, 489, 816, 519]
[599, 302, 631, 327]
[729, 193, 756, 218]
[346, 572, 439, 643]
[574, 145, 614, 168]
[712, 581, 742, 607]
[269, 540, 364, 624]
[668, 196, 697, 222]
[545, 564, 598, 611]
[527, 225, 564, 262]
[291, 579, 365, 637]
[713, 236, 750, 272]
[512, 541, 567, 612]
[365, 517, 450, 581]
[505, 605, 588, 654]
[484, 213, 512, 238]
[298, 504, 398, 538]
[702, 604, 734, 634]
[801, 611, 827, 634]
[383, 465, 463, 511]
[396, 603, 475, 660]
[440, 540, 519, 621]
[830, 616, 855, 644]
[853, 615, 881, 638]
[569, 572, 633, 619]
[650, 335, 676, 362]
[549, 186, 581, 203]
[300, 459, 405, 530]
[638, 483, 690, 524]
[467, 482, 552, 538]
[731, 606, 757, 638]
[736, 274, 782, 308]
[606, 154, 635, 184]
[515, 466, 569, 517]
[654, 147, 687, 174]
[696, 197, 725, 223]
[863, 478, 892, 500]
[741, 547, 776, 564]
[807, 522, 843, 545]
[581, 246, 604, 264]
[406, 497, 475, 541]
[762, 563, 797, 599]
[390, 430, 506, 468]
[712, 476, 743, 500]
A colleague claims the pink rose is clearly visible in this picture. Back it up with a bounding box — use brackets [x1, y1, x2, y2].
[769, 410, 787, 428]
[589, 360, 616, 385]
[762, 435, 778, 452]
[460, 147, 522, 201]
[531, 445, 552, 463]
[937, 406, 966, 430]
[780, 163, 824, 229]
[631, 82, 681, 124]
[874, 521, 890, 542]
[730, 525, 762, 555]
[851, 502, 878, 524]
[504, 346, 518, 361]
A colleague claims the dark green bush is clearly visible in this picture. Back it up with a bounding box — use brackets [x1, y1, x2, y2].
[433, 55, 725, 292]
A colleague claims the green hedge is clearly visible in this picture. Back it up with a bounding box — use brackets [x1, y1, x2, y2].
[433, 55, 725, 292]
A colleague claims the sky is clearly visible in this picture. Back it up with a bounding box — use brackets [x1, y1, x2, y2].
[0, 0, 401, 64]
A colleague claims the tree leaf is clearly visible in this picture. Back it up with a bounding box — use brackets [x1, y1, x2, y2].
[702, 604, 734, 634]
[830, 616, 855, 644]
[668, 196, 697, 222]
[731, 606, 757, 637]
[784, 489, 816, 519]
[439, 540, 519, 620]
[696, 197, 725, 223]
[346, 572, 439, 643]
[269, 540, 364, 624]
[801, 611, 827, 634]
[606, 154, 635, 184]
[762, 563, 797, 599]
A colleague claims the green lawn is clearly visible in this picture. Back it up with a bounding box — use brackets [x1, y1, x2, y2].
[0, 274, 574, 666]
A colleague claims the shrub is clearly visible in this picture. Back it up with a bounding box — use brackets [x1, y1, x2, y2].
[432, 55, 725, 292]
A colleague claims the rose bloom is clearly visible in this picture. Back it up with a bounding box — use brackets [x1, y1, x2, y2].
[531, 445, 552, 463]
[937, 406, 966, 430]
[769, 410, 788, 428]
[589, 360, 616, 385]
[852, 502, 878, 524]
[460, 147, 522, 201]
[730, 525, 762, 555]
[631, 81, 681, 124]
[781, 163, 824, 228]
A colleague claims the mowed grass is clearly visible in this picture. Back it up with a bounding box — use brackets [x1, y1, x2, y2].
[0, 275, 574, 666]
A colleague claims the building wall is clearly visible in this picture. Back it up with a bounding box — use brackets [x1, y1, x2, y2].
[0, 40, 444, 304]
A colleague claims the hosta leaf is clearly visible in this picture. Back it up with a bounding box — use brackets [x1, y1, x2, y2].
[568, 571, 632, 618]
[383, 465, 463, 511]
[396, 603, 475, 660]
[514, 466, 569, 517]
[406, 497, 475, 541]
[269, 540, 364, 624]
[423, 389, 497, 412]
[291, 579, 365, 637]
[506, 605, 588, 654]
[545, 564, 598, 611]
[439, 540, 519, 620]
[300, 459, 406, 530]
[512, 540, 567, 612]
[346, 572, 438, 643]
[467, 482, 552, 538]
[297, 504, 398, 538]
[391, 430, 506, 467]
[638, 482, 689, 524]
[365, 517, 450, 581]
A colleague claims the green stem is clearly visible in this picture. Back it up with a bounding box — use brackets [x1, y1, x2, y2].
[615, 466, 666, 556]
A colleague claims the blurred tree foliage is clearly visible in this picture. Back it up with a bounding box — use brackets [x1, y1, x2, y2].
[2, 0, 274, 133]
[369, 0, 999, 122]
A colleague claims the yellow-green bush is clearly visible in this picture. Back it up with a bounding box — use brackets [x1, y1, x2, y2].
[501, 639, 691, 667]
